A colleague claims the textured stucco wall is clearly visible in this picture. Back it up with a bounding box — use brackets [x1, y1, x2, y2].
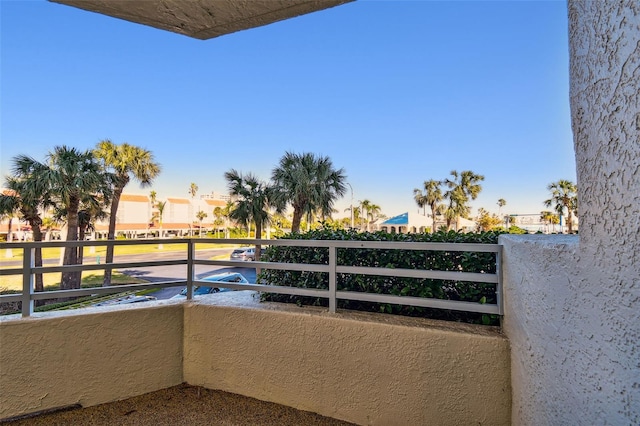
[568, 1, 639, 424]
[504, 2, 640, 424]
[0, 304, 184, 420]
[183, 303, 511, 426]
[500, 235, 580, 424]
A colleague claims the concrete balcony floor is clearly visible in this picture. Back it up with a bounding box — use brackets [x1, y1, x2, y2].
[5, 383, 355, 425]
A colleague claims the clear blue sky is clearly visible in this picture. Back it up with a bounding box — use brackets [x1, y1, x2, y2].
[1, 0, 575, 219]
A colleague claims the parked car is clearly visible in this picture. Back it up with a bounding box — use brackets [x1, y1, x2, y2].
[230, 247, 256, 261]
[171, 272, 249, 299]
[93, 294, 157, 306]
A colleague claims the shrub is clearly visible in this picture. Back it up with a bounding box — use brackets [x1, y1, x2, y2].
[258, 227, 502, 325]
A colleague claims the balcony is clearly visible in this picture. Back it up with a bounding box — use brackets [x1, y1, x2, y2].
[0, 238, 511, 425]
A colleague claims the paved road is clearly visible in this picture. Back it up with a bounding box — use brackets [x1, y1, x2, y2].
[141, 266, 258, 300]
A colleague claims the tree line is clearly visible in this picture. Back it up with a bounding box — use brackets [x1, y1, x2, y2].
[0, 145, 350, 288]
[413, 172, 578, 233]
[1, 142, 160, 290]
[223, 151, 347, 260]
[413, 170, 485, 233]
[1, 139, 579, 293]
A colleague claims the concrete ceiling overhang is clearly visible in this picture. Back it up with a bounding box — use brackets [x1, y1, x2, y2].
[50, 0, 354, 40]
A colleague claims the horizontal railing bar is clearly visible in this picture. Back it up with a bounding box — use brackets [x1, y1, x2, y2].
[0, 239, 193, 249]
[193, 280, 329, 298]
[29, 281, 187, 301]
[195, 259, 329, 273]
[30, 259, 188, 274]
[192, 238, 500, 252]
[335, 265, 499, 284]
[0, 268, 25, 276]
[1, 238, 500, 252]
[334, 241, 500, 252]
[0, 293, 22, 303]
[335, 291, 501, 315]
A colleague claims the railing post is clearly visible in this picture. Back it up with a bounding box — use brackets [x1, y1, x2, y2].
[21, 247, 34, 318]
[496, 245, 504, 316]
[186, 239, 194, 300]
[329, 244, 337, 313]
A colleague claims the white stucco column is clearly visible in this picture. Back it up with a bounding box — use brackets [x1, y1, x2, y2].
[568, 1, 640, 423]
[502, 2, 639, 425]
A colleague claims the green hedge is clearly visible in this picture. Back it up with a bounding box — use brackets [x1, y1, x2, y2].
[258, 227, 501, 325]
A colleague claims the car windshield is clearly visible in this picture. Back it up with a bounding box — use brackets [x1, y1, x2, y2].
[232, 249, 245, 254]
[179, 286, 216, 296]
[175, 273, 248, 297]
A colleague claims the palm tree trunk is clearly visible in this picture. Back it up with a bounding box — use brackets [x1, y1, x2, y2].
[62, 196, 80, 290]
[291, 208, 304, 233]
[431, 207, 437, 234]
[31, 225, 44, 293]
[78, 225, 86, 265]
[5, 217, 13, 258]
[103, 186, 123, 286]
[255, 221, 262, 275]
[567, 211, 573, 233]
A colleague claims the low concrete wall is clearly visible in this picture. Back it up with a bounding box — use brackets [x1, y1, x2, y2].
[184, 302, 511, 426]
[0, 303, 184, 420]
[1, 297, 510, 424]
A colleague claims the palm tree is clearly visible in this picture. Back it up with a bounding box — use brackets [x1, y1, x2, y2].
[52, 196, 106, 265]
[0, 162, 50, 292]
[195, 210, 207, 237]
[540, 211, 560, 233]
[497, 198, 506, 217]
[189, 183, 198, 199]
[94, 140, 160, 286]
[544, 180, 578, 233]
[358, 200, 379, 232]
[0, 196, 17, 258]
[222, 201, 233, 238]
[212, 207, 223, 238]
[44, 146, 112, 290]
[414, 180, 443, 233]
[154, 200, 167, 248]
[225, 169, 272, 260]
[358, 200, 370, 232]
[359, 200, 381, 232]
[444, 170, 484, 231]
[271, 152, 347, 233]
[344, 205, 361, 229]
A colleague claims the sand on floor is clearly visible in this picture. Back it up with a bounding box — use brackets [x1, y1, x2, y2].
[2, 383, 356, 426]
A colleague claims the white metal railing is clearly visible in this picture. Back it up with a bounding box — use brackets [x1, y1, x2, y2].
[0, 238, 503, 318]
